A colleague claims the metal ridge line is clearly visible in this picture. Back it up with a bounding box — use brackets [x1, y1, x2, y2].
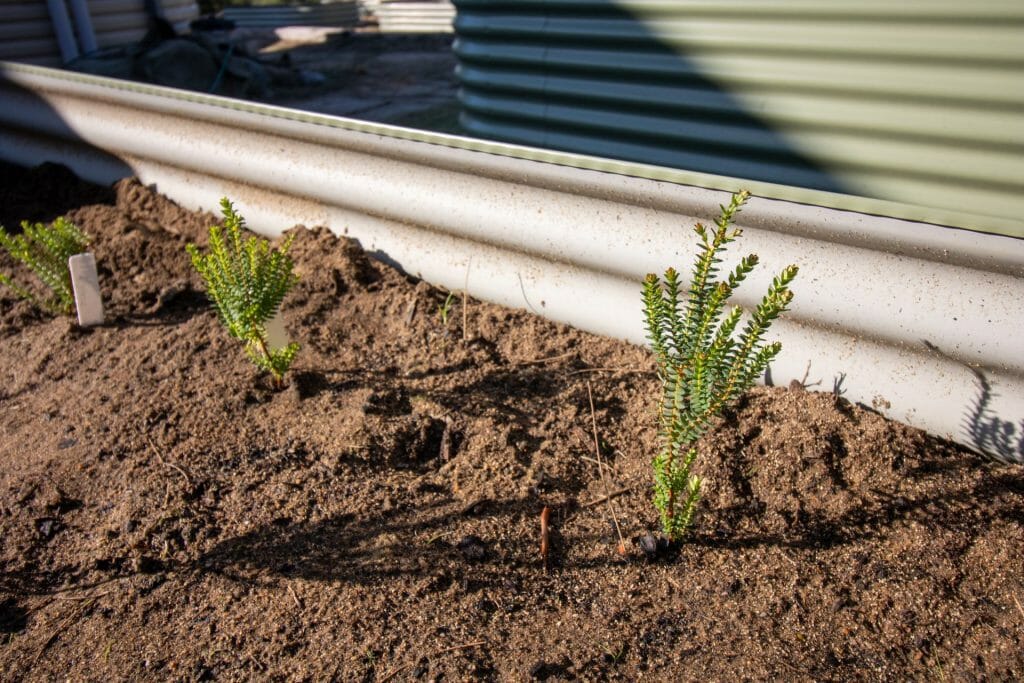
[3, 60, 1021, 240]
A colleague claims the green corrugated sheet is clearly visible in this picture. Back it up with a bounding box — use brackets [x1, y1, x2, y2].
[452, 0, 1024, 237]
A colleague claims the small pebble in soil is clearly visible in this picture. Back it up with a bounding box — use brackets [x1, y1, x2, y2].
[456, 535, 487, 562]
[637, 533, 670, 559]
[35, 517, 58, 539]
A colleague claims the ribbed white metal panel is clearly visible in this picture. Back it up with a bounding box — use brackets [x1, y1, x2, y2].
[378, 0, 454, 33]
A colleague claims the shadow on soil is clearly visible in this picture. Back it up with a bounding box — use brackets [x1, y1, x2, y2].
[196, 498, 533, 586]
[697, 469, 1024, 556]
[194, 445, 1024, 582]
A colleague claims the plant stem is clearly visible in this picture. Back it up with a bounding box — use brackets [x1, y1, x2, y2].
[255, 335, 283, 388]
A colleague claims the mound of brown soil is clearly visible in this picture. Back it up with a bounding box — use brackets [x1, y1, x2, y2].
[1, 162, 1021, 680]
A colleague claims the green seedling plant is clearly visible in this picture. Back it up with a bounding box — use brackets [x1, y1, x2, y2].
[0, 217, 90, 315]
[187, 198, 300, 387]
[642, 190, 798, 541]
[438, 291, 456, 328]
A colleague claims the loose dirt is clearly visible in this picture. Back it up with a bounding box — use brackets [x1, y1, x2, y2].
[1, 161, 1021, 681]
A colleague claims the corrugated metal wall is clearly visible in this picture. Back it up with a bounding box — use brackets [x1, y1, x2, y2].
[221, 2, 360, 30]
[0, 0, 64, 65]
[90, 0, 198, 46]
[378, 1, 455, 34]
[452, 0, 1024, 236]
[0, 0, 198, 66]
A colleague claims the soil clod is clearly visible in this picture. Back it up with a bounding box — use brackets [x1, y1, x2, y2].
[455, 535, 488, 563]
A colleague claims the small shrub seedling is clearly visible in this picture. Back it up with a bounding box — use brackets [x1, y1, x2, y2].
[0, 217, 90, 315]
[642, 190, 798, 541]
[187, 198, 300, 387]
[438, 291, 456, 327]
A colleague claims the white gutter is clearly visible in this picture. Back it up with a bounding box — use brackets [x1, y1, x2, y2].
[45, 0, 79, 62]
[1, 63, 1022, 462]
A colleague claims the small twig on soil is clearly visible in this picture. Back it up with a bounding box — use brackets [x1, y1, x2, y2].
[438, 416, 454, 462]
[567, 366, 646, 376]
[403, 291, 418, 325]
[33, 597, 97, 666]
[287, 584, 303, 610]
[1013, 594, 1024, 621]
[793, 360, 821, 390]
[432, 640, 487, 657]
[540, 506, 551, 571]
[587, 381, 627, 555]
[483, 589, 505, 613]
[516, 351, 577, 367]
[54, 591, 110, 602]
[380, 640, 487, 682]
[580, 455, 618, 474]
[517, 273, 539, 315]
[145, 435, 192, 487]
[580, 487, 630, 509]
[46, 575, 130, 595]
[462, 257, 470, 342]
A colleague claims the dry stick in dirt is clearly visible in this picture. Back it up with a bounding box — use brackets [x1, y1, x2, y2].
[32, 596, 100, 666]
[540, 505, 551, 570]
[587, 381, 627, 554]
[581, 486, 630, 509]
[642, 190, 798, 541]
[516, 350, 578, 367]
[145, 434, 192, 487]
[462, 257, 470, 341]
[567, 365, 645, 376]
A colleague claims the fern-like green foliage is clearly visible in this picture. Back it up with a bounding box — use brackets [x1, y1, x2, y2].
[0, 217, 90, 315]
[642, 190, 798, 541]
[187, 198, 300, 386]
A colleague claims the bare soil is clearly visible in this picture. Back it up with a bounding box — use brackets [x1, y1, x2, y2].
[1, 162, 1022, 681]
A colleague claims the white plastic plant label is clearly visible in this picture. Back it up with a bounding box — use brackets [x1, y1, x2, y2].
[265, 311, 290, 352]
[68, 253, 104, 327]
